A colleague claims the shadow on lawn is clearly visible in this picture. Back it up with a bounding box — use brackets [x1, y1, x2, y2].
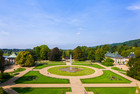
[13, 87, 33, 94]
[15, 76, 38, 83]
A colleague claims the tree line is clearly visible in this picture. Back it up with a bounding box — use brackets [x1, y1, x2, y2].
[0, 44, 140, 81]
[10, 44, 140, 67]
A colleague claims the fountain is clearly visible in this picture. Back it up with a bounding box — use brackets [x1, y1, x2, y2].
[70, 54, 72, 70]
[59, 54, 83, 72]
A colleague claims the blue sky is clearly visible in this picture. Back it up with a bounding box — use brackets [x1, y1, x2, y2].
[0, 0, 140, 49]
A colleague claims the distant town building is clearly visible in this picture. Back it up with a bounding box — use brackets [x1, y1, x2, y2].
[105, 52, 135, 64]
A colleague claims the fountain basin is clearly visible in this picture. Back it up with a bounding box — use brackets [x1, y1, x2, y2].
[47, 66, 95, 76]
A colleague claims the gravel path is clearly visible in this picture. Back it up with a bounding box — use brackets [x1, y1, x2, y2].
[0, 62, 140, 94]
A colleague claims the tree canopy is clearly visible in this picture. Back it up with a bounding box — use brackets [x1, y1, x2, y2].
[15, 51, 35, 67]
[0, 50, 5, 74]
[102, 57, 114, 66]
[73, 46, 85, 61]
[48, 47, 62, 61]
[40, 45, 50, 60]
[127, 48, 140, 80]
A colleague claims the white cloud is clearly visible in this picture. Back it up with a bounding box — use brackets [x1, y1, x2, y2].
[78, 27, 85, 31]
[0, 31, 9, 35]
[76, 32, 81, 35]
[127, 5, 140, 10]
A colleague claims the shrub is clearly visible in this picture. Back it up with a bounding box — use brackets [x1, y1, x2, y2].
[102, 58, 114, 66]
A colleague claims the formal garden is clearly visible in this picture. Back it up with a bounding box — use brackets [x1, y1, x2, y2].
[81, 70, 131, 83]
[15, 71, 70, 84]
[0, 45, 140, 94]
[0, 60, 138, 94]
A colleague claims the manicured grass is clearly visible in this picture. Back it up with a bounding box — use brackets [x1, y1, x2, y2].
[85, 87, 136, 94]
[120, 72, 127, 75]
[13, 87, 71, 94]
[72, 61, 105, 69]
[0, 68, 26, 83]
[136, 86, 140, 94]
[111, 67, 127, 75]
[34, 61, 66, 69]
[73, 61, 91, 64]
[38, 61, 65, 64]
[15, 71, 69, 84]
[73, 63, 105, 69]
[81, 70, 131, 83]
[10, 68, 26, 74]
[111, 67, 126, 72]
[48, 66, 95, 76]
[34, 63, 65, 69]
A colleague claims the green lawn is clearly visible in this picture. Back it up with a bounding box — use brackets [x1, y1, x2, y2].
[85, 87, 136, 94]
[34, 64, 65, 69]
[73, 61, 91, 64]
[48, 66, 95, 76]
[73, 63, 105, 69]
[136, 86, 140, 94]
[13, 87, 71, 94]
[72, 61, 105, 69]
[111, 67, 126, 72]
[15, 71, 69, 84]
[81, 70, 131, 83]
[0, 68, 26, 83]
[10, 68, 26, 74]
[34, 61, 66, 69]
[37, 61, 66, 64]
[111, 67, 127, 75]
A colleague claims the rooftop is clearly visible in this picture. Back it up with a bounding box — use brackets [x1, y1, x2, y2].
[105, 52, 123, 58]
[7, 52, 17, 59]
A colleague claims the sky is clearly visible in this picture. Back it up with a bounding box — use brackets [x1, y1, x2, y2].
[0, 0, 140, 49]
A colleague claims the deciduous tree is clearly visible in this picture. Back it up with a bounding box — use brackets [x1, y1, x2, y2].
[48, 47, 62, 61]
[73, 46, 85, 61]
[33, 46, 41, 59]
[40, 45, 50, 60]
[16, 51, 35, 67]
[0, 50, 5, 74]
[127, 48, 140, 80]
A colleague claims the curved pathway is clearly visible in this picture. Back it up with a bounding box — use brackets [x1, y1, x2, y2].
[39, 64, 103, 94]
[39, 65, 103, 79]
[0, 62, 140, 94]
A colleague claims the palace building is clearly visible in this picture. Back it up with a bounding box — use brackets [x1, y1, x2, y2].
[105, 52, 135, 64]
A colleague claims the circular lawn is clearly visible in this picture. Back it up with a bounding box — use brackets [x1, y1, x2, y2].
[47, 66, 95, 76]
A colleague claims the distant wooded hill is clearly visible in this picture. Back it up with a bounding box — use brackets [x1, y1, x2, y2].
[110, 39, 140, 47]
[92, 39, 140, 47]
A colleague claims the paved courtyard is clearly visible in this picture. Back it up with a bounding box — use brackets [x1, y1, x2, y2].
[0, 62, 140, 94]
